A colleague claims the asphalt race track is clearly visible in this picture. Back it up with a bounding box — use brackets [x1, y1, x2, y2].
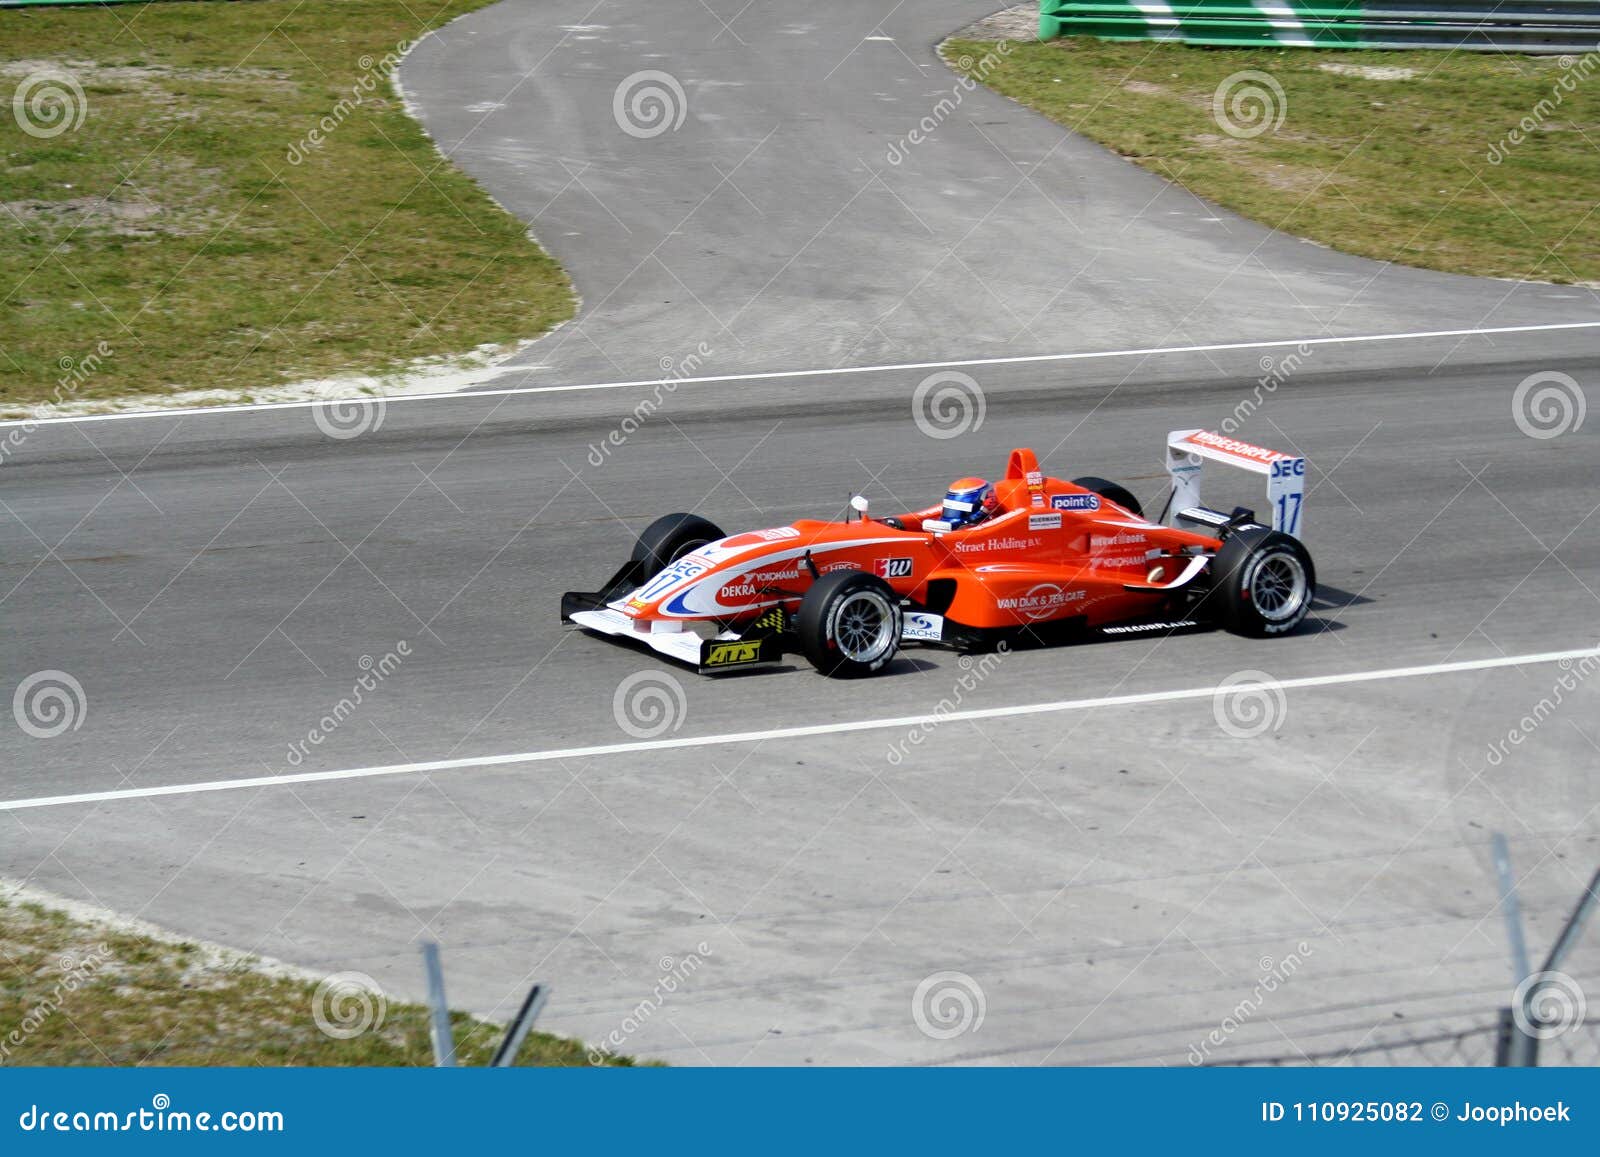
[3, 0, 1599, 1065]
[400, 0, 1598, 382]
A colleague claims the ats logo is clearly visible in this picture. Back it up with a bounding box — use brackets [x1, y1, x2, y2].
[875, 557, 914, 578]
[703, 640, 764, 667]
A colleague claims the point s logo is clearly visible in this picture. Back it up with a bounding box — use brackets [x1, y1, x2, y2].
[1052, 493, 1100, 512]
[875, 557, 913, 578]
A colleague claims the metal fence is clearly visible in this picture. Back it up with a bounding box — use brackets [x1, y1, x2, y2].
[1039, 0, 1600, 53]
[1216, 1019, 1598, 1067]
[1211, 850, 1598, 1068]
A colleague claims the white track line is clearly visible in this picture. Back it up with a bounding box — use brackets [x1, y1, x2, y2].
[5, 645, 1594, 812]
[8, 320, 1598, 428]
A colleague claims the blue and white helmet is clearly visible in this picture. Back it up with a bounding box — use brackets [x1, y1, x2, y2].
[942, 477, 998, 528]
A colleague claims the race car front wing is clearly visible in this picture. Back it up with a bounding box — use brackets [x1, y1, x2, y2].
[565, 602, 788, 674]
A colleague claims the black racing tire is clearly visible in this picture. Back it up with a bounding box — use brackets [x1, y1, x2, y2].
[797, 571, 903, 678]
[1204, 527, 1316, 637]
[1070, 475, 1143, 518]
[631, 513, 725, 577]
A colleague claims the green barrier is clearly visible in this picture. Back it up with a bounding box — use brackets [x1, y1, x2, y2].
[1038, 0, 1600, 51]
[0, 0, 232, 7]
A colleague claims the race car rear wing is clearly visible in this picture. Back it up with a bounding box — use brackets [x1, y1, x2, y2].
[1165, 429, 1306, 538]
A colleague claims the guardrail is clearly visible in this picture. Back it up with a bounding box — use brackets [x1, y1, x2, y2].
[1039, 0, 1600, 52]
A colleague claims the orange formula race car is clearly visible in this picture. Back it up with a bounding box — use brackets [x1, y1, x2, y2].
[561, 432, 1315, 677]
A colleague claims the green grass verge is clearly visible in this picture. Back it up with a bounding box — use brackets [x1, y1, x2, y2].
[1, 0, 573, 409]
[948, 38, 1600, 284]
[1, 896, 630, 1066]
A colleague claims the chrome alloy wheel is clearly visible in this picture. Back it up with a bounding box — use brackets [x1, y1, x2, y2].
[829, 589, 897, 663]
[1249, 550, 1309, 624]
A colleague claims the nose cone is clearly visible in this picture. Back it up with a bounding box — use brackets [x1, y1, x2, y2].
[622, 526, 809, 618]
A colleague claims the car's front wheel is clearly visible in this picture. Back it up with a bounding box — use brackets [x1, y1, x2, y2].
[631, 513, 725, 578]
[797, 571, 902, 677]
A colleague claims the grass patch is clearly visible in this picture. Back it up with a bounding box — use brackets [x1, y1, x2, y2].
[0, 895, 629, 1066]
[1, 0, 573, 409]
[948, 38, 1600, 284]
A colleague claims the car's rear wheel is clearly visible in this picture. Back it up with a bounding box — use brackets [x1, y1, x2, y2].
[1204, 527, 1316, 637]
[798, 571, 902, 677]
[1070, 475, 1143, 518]
[632, 513, 725, 577]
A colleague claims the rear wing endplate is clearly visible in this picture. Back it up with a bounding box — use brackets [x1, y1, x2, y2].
[1165, 429, 1306, 538]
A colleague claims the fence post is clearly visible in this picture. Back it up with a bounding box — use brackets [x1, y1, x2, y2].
[490, 984, 550, 1068]
[1539, 865, 1600, 977]
[421, 941, 456, 1067]
[1490, 833, 1541, 1066]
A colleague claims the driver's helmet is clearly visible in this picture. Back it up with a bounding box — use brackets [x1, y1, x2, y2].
[942, 477, 998, 528]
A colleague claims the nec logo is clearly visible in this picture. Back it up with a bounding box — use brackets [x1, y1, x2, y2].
[875, 557, 913, 578]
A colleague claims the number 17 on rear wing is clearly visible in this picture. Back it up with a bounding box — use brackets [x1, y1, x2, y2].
[1164, 429, 1307, 539]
